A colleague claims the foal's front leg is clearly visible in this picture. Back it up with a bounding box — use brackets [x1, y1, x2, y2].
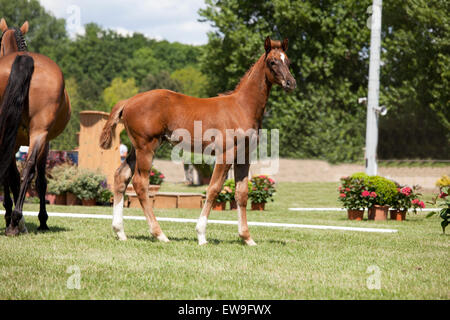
[196, 163, 231, 245]
[234, 163, 256, 246]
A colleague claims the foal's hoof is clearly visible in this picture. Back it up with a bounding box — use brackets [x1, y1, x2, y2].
[5, 226, 20, 237]
[37, 224, 50, 231]
[156, 233, 170, 243]
[244, 238, 257, 246]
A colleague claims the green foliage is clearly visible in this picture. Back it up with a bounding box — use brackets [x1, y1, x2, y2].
[249, 175, 276, 204]
[426, 186, 450, 234]
[47, 164, 78, 195]
[140, 71, 183, 93]
[149, 167, 165, 185]
[171, 66, 208, 97]
[71, 170, 109, 200]
[338, 176, 368, 210]
[199, 0, 450, 162]
[103, 77, 138, 111]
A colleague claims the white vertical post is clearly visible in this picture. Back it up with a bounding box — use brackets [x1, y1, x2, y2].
[365, 0, 383, 176]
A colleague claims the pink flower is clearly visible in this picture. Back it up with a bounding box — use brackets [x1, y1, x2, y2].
[340, 193, 346, 198]
[345, 188, 350, 192]
[419, 201, 425, 209]
[361, 190, 370, 197]
[412, 199, 419, 204]
[150, 172, 155, 176]
[159, 174, 164, 179]
[401, 187, 412, 196]
[370, 192, 377, 198]
[268, 178, 275, 184]
[439, 192, 448, 199]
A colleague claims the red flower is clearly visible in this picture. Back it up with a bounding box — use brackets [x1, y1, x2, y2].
[345, 188, 350, 192]
[159, 174, 164, 179]
[412, 199, 419, 204]
[370, 192, 377, 198]
[150, 172, 155, 176]
[419, 201, 425, 209]
[361, 190, 370, 197]
[439, 192, 448, 199]
[340, 193, 346, 198]
[401, 187, 412, 196]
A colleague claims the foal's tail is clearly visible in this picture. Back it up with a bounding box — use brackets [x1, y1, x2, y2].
[0, 54, 34, 182]
[99, 99, 127, 150]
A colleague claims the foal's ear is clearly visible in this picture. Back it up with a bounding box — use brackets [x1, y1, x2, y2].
[282, 38, 288, 52]
[264, 36, 271, 54]
[0, 18, 8, 32]
[20, 21, 29, 35]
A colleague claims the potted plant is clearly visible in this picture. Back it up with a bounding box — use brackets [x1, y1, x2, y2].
[350, 173, 398, 220]
[249, 175, 275, 210]
[72, 170, 109, 206]
[223, 179, 236, 209]
[338, 176, 366, 220]
[426, 186, 449, 234]
[47, 164, 79, 205]
[390, 184, 424, 221]
[149, 166, 165, 193]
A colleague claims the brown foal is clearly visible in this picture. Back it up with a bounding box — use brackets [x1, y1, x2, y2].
[0, 19, 71, 235]
[100, 37, 296, 245]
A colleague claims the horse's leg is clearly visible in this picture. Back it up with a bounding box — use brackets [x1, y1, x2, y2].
[36, 142, 49, 231]
[111, 148, 136, 240]
[234, 163, 256, 246]
[133, 141, 169, 242]
[6, 133, 46, 236]
[195, 163, 231, 245]
[2, 159, 20, 228]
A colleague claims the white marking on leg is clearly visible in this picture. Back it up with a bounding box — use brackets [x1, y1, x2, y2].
[112, 197, 127, 240]
[156, 232, 170, 242]
[196, 215, 208, 245]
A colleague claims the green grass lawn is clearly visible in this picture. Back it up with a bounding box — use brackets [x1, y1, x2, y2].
[1, 182, 448, 299]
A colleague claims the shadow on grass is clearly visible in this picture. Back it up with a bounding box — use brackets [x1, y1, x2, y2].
[127, 235, 287, 246]
[0, 222, 71, 235]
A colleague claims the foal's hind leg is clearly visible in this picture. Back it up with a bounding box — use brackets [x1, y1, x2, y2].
[133, 141, 169, 242]
[111, 148, 136, 240]
[36, 142, 49, 231]
[2, 159, 20, 228]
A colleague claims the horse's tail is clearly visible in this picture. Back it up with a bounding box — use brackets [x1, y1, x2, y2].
[0, 55, 34, 181]
[99, 99, 127, 150]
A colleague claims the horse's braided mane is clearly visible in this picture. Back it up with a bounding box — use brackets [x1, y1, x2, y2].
[0, 27, 28, 52]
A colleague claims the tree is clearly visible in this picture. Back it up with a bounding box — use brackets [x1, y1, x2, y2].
[199, 0, 449, 162]
[140, 71, 183, 93]
[171, 66, 208, 97]
[0, 0, 67, 53]
[103, 78, 139, 111]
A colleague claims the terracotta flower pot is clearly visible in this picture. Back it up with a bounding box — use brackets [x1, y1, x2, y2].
[390, 209, 406, 221]
[212, 201, 226, 211]
[66, 192, 79, 206]
[149, 184, 161, 194]
[251, 202, 265, 211]
[55, 194, 67, 205]
[347, 209, 364, 221]
[82, 199, 96, 206]
[46, 194, 56, 205]
[368, 205, 389, 220]
[229, 200, 237, 210]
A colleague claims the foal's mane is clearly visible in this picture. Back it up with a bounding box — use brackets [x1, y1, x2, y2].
[218, 54, 266, 96]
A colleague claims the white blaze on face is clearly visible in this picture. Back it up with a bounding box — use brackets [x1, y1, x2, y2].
[280, 52, 286, 64]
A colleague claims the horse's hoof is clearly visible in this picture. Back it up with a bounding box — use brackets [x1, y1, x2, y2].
[198, 240, 208, 246]
[244, 238, 257, 246]
[5, 226, 19, 237]
[156, 233, 170, 243]
[37, 224, 50, 231]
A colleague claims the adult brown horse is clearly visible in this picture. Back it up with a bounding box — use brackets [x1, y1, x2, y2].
[100, 37, 295, 245]
[0, 18, 71, 235]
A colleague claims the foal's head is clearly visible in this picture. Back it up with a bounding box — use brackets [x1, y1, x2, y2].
[0, 18, 29, 57]
[263, 36, 296, 92]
